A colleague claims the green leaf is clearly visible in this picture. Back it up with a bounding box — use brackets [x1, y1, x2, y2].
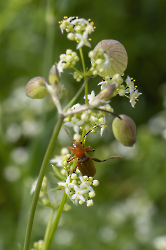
[51, 164, 66, 181]
[50, 172, 64, 181]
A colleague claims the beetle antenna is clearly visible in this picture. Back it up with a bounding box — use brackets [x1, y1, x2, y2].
[94, 108, 122, 120]
[65, 129, 75, 142]
[80, 124, 101, 141]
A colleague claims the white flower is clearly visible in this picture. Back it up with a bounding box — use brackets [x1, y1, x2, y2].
[75, 31, 91, 49]
[130, 89, 142, 107]
[89, 191, 95, 198]
[57, 59, 64, 74]
[58, 176, 74, 195]
[125, 76, 135, 94]
[79, 176, 94, 192]
[98, 80, 107, 90]
[125, 76, 142, 107]
[64, 116, 84, 134]
[153, 236, 166, 250]
[50, 155, 64, 166]
[87, 199, 93, 206]
[93, 179, 99, 186]
[84, 90, 96, 104]
[71, 185, 87, 205]
[99, 117, 106, 136]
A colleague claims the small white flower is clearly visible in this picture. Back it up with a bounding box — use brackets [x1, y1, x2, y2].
[61, 147, 69, 155]
[73, 133, 81, 141]
[89, 191, 96, 198]
[130, 89, 142, 107]
[57, 59, 64, 74]
[58, 176, 74, 195]
[98, 80, 107, 90]
[64, 116, 84, 134]
[75, 31, 91, 49]
[87, 199, 93, 206]
[71, 185, 87, 205]
[99, 117, 106, 136]
[93, 180, 99, 186]
[50, 155, 64, 166]
[84, 90, 96, 104]
[126, 76, 135, 94]
[153, 236, 166, 250]
[79, 176, 94, 192]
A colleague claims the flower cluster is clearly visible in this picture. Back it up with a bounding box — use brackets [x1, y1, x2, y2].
[57, 49, 79, 74]
[58, 172, 99, 206]
[50, 147, 99, 207]
[64, 96, 113, 135]
[98, 74, 141, 107]
[59, 16, 94, 49]
[31, 240, 44, 250]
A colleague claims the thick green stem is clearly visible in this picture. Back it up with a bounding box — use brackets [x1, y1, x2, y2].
[44, 192, 67, 250]
[23, 117, 64, 250]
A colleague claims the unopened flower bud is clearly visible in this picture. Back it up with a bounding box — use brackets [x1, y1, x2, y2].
[100, 83, 116, 100]
[112, 114, 136, 146]
[26, 77, 48, 99]
[49, 65, 60, 85]
[42, 198, 50, 206]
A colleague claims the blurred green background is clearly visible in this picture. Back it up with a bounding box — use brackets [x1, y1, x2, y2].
[1, 0, 166, 250]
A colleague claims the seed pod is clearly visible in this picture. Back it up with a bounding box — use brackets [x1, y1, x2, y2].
[95, 39, 128, 78]
[49, 65, 60, 85]
[100, 83, 116, 100]
[26, 77, 48, 99]
[112, 114, 136, 146]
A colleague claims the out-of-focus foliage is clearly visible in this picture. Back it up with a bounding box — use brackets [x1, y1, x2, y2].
[1, 0, 166, 250]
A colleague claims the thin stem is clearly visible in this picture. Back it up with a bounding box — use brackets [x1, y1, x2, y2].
[42, 209, 55, 250]
[43, 0, 57, 78]
[63, 76, 90, 112]
[79, 48, 88, 104]
[23, 117, 64, 250]
[44, 192, 67, 250]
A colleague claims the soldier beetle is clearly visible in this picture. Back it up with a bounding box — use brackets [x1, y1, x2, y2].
[65, 126, 123, 177]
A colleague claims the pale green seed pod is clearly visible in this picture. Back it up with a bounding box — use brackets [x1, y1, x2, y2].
[26, 77, 48, 99]
[95, 40, 128, 78]
[112, 114, 136, 146]
[49, 64, 60, 85]
[100, 83, 116, 100]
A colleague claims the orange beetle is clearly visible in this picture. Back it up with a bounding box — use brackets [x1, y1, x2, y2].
[66, 127, 123, 177]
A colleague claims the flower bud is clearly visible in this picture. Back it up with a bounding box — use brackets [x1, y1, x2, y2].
[112, 114, 136, 146]
[95, 40, 128, 78]
[100, 83, 116, 100]
[26, 77, 48, 99]
[49, 64, 60, 85]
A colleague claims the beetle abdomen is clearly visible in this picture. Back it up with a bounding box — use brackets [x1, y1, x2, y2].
[77, 155, 96, 177]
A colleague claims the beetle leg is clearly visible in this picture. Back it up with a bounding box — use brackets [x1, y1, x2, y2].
[68, 146, 74, 151]
[91, 156, 123, 162]
[84, 146, 95, 153]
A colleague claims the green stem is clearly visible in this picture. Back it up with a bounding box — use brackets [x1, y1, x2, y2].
[64, 76, 90, 111]
[79, 48, 88, 105]
[42, 209, 55, 250]
[44, 192, 67, 250]
[23, 117, 64, 250]
[43, 0, 57, 78]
